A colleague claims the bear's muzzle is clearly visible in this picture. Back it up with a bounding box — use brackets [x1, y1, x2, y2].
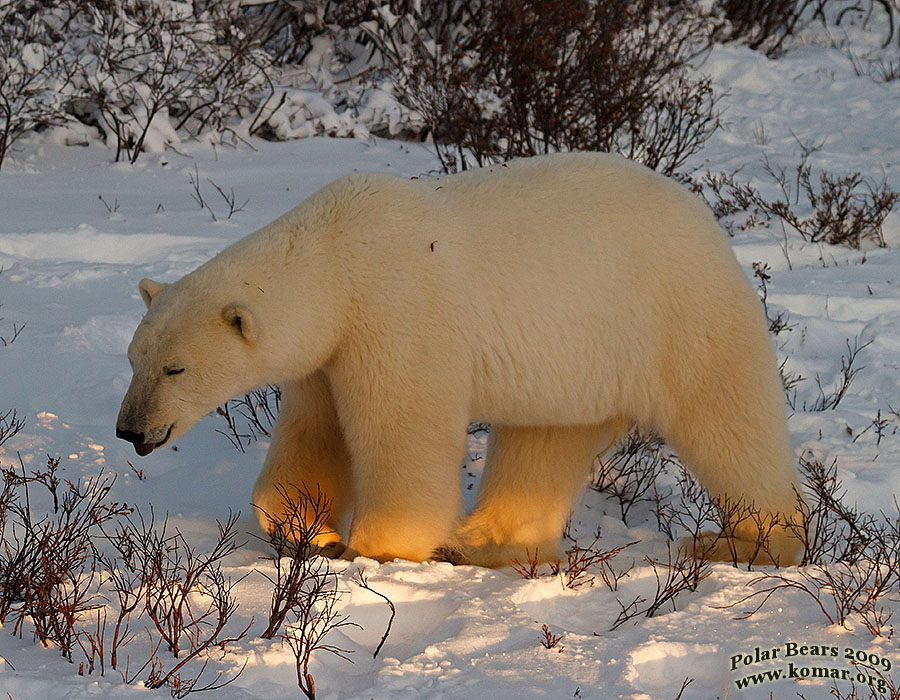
[116, 424, 172, 456]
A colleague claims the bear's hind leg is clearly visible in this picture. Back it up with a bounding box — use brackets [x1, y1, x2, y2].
[252, 372, 353, 557]
[659, 326, 804, 566]
[453, 420, 625, 568]
[667, 415, 803, 566]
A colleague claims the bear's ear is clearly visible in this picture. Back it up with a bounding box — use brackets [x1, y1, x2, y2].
[139, 279, 168, 309]
[223, 303, 259, 343]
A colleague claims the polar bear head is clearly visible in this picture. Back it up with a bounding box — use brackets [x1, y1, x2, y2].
[116, 277, 267, 456]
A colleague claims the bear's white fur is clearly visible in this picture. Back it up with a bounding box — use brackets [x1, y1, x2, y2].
[117, 152, 802, 567]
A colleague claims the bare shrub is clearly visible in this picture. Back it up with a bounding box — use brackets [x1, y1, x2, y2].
[790, 454, 874, 566]
[108, 512, 252, 694]
[235, 2, 321, 67]
[0, 410, 25, 449]
[710, 0, 900, 61]
[611, 544, 712, 630]
[767, 166, 897, 249]
[511, 536, 635, 591]
[518, 447, 715, 627]
[652, 461, 792, 569]
[0, 472, 249, 689]
[752, 262, 796, 337]
[646, 544, 713, 610]
[0, 321, 25, 347]
[76, 2, 272, 163]
[539, 623, 563, 651]
[350, 571, 396, 659]
[853, 409, 896, 446]
[806, 336, 872, 412]
[0, 269, 26, 346]
[598, 433, 786, 569]
[851, 52, 900, 83]
[727, 552, 900, 630]
[591, 428, 675, 524]
[188, 164, 249, 222]
[95, 547, 142, 673]
[110, 510, 248, 660]
[549, 537, 637, 591]
[0, 449, 256, 694]
[108, 512, 251, 694]
[841, 660, 900, 699]
[699, 170, 764, 236]
[0, 460, 129, 661]
[238, 1, 372, 66]
[598, 426, 784, 569]
[510, 549, 542, 580]
[253, 484, 357, 699]
[652, 463, 717, 545]
[362, 0, 721, 174]
[720, 453, 900, 637]
[702, 157, 898, 248]
[217, 385, 282, 452]
[690, 496, 783, 568]
[139, 567, 250, 696]
[283, 575, 357, 700]
[214, 392, 495, 455]
[833, 0, 900, 51]
[673, 677, 694, 700]
[751, 262, 804, 403]
[254, 485, 334, 640]
[1, 0, 730, 167]
[780, 358, 806, 410]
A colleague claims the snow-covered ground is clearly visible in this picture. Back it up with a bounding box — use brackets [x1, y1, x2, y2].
[1, 24, 900, 700]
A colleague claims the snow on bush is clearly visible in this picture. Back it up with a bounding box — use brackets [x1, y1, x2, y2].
[0, 4, 73, 169]
[1, 0, 274, 165]
[69, 1, 273, 162]
[244, 23, 424, 142]
[4, 0, 895, 174]
[0, 0, 430, 166]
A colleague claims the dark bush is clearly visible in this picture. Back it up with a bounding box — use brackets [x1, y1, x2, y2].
[239, 1, 375, 66]
[710, 0, 828, 56]
[361, 0, 722, 174]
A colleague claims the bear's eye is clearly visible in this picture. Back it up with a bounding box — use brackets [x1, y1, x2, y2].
[165, 367, 185, 376]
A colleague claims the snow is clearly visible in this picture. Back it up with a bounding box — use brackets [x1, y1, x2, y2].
[1, 21, 900, 700]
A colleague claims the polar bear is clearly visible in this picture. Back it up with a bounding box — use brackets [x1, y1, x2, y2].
[116, 152, 802, 567]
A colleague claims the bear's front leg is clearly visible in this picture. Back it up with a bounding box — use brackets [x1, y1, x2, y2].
[330, 364, 470, 563]
[252, 372, 353, 557]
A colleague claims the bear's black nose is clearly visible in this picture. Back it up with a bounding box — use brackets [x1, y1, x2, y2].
[116, 428, 145, 445]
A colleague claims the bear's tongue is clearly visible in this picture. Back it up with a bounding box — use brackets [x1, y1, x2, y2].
[134, 443, 155, 456]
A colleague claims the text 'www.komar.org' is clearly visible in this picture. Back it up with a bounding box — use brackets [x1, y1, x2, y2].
[731, 643, 893, 694]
